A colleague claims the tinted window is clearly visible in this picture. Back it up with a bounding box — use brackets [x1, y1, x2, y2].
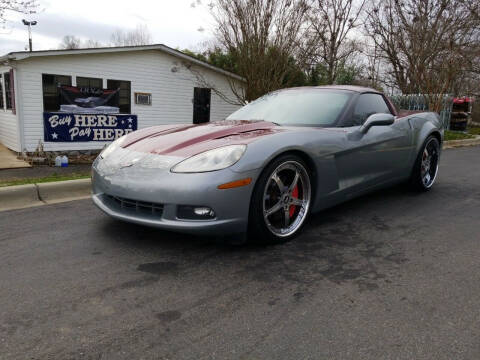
[351, 93, 391, 126]
[227, 90, 352, 126]
[42, 74, 72, 111]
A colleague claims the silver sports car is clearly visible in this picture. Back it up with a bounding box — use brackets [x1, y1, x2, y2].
[92, 86, 443, 244]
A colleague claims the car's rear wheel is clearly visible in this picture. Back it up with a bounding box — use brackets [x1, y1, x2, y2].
[411, 135, 440, 191]
[248, 154, 312, 244]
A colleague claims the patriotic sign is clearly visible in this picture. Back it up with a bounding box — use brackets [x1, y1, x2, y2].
[59, 85, 120, 113]
[43, 113, 137, 142]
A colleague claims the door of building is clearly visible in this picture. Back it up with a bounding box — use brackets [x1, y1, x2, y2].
[193, 87, 211, 124]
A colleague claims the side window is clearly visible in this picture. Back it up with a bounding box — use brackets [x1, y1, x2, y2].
[352, 93, 391, 126]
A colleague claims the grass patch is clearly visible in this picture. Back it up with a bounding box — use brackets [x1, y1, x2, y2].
[0, 173, 90, 187]
[444, 130, 474, 141]
[468, 127, 480, 136]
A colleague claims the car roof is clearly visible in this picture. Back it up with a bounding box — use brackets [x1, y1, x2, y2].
[282, 85, 382, 94]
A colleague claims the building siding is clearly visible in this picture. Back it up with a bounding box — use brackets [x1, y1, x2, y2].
[0, 66, 20, 152]
[15, 50, 243, 152]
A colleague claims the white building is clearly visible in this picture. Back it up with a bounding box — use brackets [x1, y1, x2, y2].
[0, 44, 244, 153]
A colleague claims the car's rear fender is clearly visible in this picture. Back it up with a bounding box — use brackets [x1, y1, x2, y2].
[407, 113, 444, 168]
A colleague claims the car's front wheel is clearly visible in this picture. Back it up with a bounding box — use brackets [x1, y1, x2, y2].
[248, 154, 312, 244]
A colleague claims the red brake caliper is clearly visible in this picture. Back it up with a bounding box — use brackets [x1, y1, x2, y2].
[289, 185, 299, 218]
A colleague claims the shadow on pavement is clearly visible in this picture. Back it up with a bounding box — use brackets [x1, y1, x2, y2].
[97, 184, 413, 292]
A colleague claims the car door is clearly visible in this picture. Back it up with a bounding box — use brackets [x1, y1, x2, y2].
[334, 93, 412, 195]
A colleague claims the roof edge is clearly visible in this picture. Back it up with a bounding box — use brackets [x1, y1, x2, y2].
[0, 44, 245, 82]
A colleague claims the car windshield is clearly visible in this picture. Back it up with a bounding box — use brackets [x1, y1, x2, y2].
[226, 89, 352, 126]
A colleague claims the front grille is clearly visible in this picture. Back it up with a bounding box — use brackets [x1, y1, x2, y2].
[105, 194, 164, 217]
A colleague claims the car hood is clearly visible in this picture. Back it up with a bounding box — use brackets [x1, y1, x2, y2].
[120, 120, 284, 157]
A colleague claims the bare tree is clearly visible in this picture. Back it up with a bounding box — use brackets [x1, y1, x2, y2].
[205, 0, 310, 103]
[59, 35, 81, 50]
[455, 0, 480, 96]
[110, 24, 152, 46]
[0, 0, 38, 27]
[360, 41, 383, 90]
[84, 39, 103, 48]
[306, 0, 366, 84]
[459, 0, 480, 21]
[365, 0, 480, 111]
[182, 60, 246, 106]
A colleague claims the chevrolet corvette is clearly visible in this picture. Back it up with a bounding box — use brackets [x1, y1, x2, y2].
[92, 86, 443, 244]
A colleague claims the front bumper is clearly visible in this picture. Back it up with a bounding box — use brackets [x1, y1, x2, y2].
[91, 158, 257, 236]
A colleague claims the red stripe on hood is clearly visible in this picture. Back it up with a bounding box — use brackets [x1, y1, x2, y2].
[122, 120, 280, 157]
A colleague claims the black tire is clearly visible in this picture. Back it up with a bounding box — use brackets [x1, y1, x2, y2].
[248, 154, 312, 244]
[410, 135, 440, 191]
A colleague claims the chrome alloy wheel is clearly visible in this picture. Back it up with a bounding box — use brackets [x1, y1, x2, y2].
[262, 161, 311, 237]
[421, 138, 439, 188]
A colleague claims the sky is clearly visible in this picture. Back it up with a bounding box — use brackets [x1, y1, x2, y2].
[0, 0, 215, 55]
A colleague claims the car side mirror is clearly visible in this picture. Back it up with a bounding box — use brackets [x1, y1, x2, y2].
[360, 113, 395, 134]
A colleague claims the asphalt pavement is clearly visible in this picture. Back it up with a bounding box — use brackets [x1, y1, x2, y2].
[1, 146, 480, 360]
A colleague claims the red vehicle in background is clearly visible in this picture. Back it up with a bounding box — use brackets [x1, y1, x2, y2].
[450, 97, 474, 131]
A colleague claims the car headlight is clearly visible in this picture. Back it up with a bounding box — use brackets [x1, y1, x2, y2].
[171, 145, 247, 173]
[99, 135, 127, 159]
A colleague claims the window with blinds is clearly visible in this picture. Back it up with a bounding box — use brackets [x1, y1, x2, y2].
[107, 79, 131, 114]
[42, 74, 72, 112]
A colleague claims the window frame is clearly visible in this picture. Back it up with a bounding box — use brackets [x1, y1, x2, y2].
[42, 73, 73, 112]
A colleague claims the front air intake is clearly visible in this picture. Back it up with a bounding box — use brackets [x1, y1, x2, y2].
[105, 194, 164, 217]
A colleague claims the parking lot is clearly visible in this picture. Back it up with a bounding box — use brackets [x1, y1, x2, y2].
[1, 146, 480, 360]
